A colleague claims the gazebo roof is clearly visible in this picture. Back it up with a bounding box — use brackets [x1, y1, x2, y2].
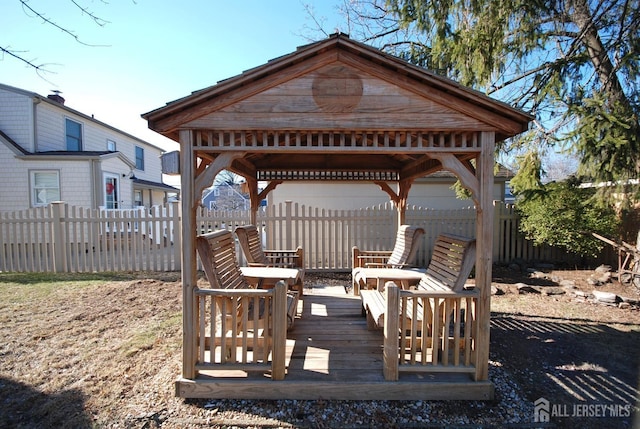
[143, 33, 532, 184]
[144, 33, 530, 138]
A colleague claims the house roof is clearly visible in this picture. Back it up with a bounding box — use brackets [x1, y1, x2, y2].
[0, 82, 165, 153]
[17, 150, 137, 169]
[132, 177, 179, 192]
[0, 129, 29, 155]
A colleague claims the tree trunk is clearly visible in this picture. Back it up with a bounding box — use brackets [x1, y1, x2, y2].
[569, 0, 627, 107]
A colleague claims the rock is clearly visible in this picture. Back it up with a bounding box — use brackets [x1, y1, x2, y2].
[541, 287, 566, 296]
[618, 302, 631, 309]
[573, 290, 589, 298]
[620, 296, 640, 305]
[595, 264, 612, 274]
[491, 285, 504, 296]
[596, 272, 611, 283]
[528, 269, 547, 279]
[516, 283, 540, 294]
[592, 290, 619, 304]
[559, 279, 576, 289]
[587, 276, 602, 286]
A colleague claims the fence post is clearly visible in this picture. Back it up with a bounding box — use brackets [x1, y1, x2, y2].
[493, 201, 501, 262]
[172, 201, 182, 271]
[285, 200, 292, 249]
[50, 202, 67, 273]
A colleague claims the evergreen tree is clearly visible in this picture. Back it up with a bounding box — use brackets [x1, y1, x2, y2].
[335, 0, 639, 203]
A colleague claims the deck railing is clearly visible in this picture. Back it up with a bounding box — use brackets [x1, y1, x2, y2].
[383, 284, 479, 381]
[0, 201, 595, 273]
[194, 282, 287, 379]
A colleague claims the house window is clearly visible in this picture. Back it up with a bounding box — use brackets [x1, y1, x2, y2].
[134, 190, 143, 207]
[65, 118, 82, 151]
[135, 146, 144, 170]
[31, 171, 60, 207]
[107, 139, 116, 151]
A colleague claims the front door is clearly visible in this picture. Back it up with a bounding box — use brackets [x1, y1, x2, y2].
[104, 175, 119, 209]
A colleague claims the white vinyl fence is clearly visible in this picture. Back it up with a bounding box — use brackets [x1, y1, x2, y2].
[0, 201, 581, 273]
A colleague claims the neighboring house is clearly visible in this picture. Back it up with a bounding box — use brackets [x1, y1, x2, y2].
[270, 166, 514, 210]
[0, 83, 178, 212]
[201, 182, 249, 210]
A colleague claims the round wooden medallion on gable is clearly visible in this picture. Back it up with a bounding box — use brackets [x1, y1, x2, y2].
[312, 65, 363, 112]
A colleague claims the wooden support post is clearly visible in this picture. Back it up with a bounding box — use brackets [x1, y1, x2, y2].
[271, 281, 287, 380]
[246, 177, 259, 225]
[475, 131, 495, 382]
[179, 130, 198, 380]
[383, 283, 399, 381]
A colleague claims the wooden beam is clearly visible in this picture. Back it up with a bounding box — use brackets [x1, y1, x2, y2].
[428, 153, 480, 206]
[374, 181, 400, 206]
[194, 152, 246, 199]
[245, 178, 283, 224]
[258, 180, 283, 201]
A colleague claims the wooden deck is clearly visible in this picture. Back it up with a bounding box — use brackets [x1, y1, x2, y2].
[175, 283, 494, 400]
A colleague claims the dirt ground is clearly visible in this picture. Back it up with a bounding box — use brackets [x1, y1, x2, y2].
[0, 267, 638, 428]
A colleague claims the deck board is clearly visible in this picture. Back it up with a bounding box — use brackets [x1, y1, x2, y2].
[176, 284, 494, 400]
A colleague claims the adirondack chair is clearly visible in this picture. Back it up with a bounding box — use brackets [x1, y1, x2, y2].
[359, 233, 478, 379]
[234, 224, 305, 296]
[196, 229, 298, 330]
[351, 225, 425, 295]
[360, 232, 477, 329]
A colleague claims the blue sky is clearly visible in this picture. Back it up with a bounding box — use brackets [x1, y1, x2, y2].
[1, 1, 344, 153]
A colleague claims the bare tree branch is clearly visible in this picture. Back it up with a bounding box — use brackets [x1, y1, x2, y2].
[19, 0, 110, 47]
[0, 45, 57, 83]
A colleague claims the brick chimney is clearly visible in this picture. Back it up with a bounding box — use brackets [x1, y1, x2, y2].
[47, 90, 65, 105]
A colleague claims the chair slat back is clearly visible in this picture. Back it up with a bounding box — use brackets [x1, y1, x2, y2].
[234, 225, 270, 265]
[386, 225, 425, 268]
[196, 230, 250, 290]
[419, 233, 476, 292]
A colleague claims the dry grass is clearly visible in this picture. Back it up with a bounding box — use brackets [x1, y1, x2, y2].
[0, 269, 638, 428]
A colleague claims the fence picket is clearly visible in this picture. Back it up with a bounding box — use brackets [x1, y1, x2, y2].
[0, 201, 601, 273]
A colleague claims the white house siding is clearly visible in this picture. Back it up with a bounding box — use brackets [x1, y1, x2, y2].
[35, 102, 65, 152]
[0, 141, 29, 211]
[270, 180, 505, 211]
[0, 142, 93, 212]
[56, 160, 93, 207]
[0, 88, 33, 150]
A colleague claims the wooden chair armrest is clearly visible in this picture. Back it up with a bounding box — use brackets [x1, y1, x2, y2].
[357, 251, 394, 257]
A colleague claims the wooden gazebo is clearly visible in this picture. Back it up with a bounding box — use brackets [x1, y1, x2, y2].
[143, 33, 532, 400]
